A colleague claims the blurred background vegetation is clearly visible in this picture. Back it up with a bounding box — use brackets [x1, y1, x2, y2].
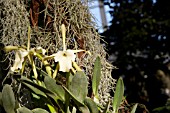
[100, 0, 170, 112]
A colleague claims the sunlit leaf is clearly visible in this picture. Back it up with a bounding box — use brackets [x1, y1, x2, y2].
[63, 71, 89, 112]
[131, 103, 138, 113]
[63, 86, 84, 106]
[63, 86, 90, 112]
[92, 56, 101, 96]
[44, 76, 65, 101]
[112, 77, 124, 113]
[47, 104, 57, 113]
[2, 84, 15, 113]
[69, 71, 88, 103]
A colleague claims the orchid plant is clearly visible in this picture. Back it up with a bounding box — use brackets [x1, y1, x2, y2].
[0, 24, 131, 113]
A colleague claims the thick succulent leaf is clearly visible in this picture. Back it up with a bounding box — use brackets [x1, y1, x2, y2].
[22, 82, 47, 97]
[32, 108, 49, 113]
[20, 76, 64, 111]
[20, 76, 54, 97]
[63, 86, 90, 113]
[2, 84, 15, 113]
[92, 56, 101, 96]
[63, 86, 84, 106]
[44, 76, 65, 101]
[131, 103, 138, 113]
[69, 71, 88, 103]
[112, 77, 124, 113]
[79, 106, 90, 113]
[84, 97, 99, 113]
[17, 107, 33, 113]
[20, 76, 60, 103]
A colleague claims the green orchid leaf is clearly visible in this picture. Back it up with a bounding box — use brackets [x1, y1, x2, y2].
[63, 86, 90, 113]
[92, 56, 101, 96]
[22, 82, 47, 97]
[20, 77, 47, 98]
[69, 71, 88, 103]
[2, 84, 15, 113]
[79, 106, 90, 113]
[20, 76, 59, 101]
[20, 76, 64, 112]
[84, 97, 99, 113]
[112, 77, 124, 113]
[131, 103, 138, 113]
[63, 85, 84, 106]
[32, 108, 49, 113]
[47, 104, 58, 113]
[17, 107, 33, 113]
[20, 76, 53, 96]
[44, 76, 65, 101]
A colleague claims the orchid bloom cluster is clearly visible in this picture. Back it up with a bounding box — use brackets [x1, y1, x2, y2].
[4, 24, 84, 78]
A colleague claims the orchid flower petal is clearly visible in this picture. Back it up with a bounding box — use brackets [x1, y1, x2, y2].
[53, 50, 76, 72]
[11, 50, 28, 72]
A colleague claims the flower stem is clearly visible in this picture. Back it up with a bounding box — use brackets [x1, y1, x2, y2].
[71, 67, 76, 74]
[53, 63, 59, 78]
[43, 60, 52, 77]
[28, 55, 38, 79]
[65, 72, 70, 113]
[73, 62, 82, 71]
[35, 53, 52, 77]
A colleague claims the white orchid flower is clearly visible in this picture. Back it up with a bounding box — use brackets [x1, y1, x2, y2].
[11, 47, 46, 72]
[50, 24, 84, 72]
[52, 49, 83, 72]
[11, 49, 28, 72]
